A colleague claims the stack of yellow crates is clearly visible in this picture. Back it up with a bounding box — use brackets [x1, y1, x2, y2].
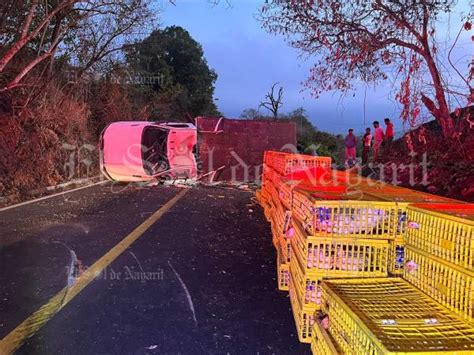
[314, 277, 474, 354]
[351, 181, 464, 276]
[261, 152, 332, 293]
[257, 151, 474, 353]
[403, 203, 473, 322]
[290, 185, 401, 342]
[261, 151, 402, 343]
[312, 203, 474, 354]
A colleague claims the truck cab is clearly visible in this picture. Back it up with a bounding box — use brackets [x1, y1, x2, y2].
[100, 121, 197, 182]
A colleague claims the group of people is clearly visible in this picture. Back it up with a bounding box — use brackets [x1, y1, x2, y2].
[344, 118, 394, 166]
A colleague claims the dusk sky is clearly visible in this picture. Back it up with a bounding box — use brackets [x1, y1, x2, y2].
[161, 0, 472, 135]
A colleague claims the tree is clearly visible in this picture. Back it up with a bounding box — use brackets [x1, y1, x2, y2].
[240, 108, 262, 119]
[259, 1, 473, 138]
[126, 26, 219, 120]
[283, 107, 344, 161]
[0, 0, 154, 93]
[259, 82, 284, 118]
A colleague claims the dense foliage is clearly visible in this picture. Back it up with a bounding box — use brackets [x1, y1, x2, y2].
[126, 26, 220, 121]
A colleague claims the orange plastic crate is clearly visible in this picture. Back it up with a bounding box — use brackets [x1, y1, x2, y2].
[331, 170, 379, 186]
[264, 205, 273, 223]
[273, 153, 332, 176]
[261, 173, 273, 191]
[276, 176, 348, 210]
[263, 150, 285, 170]
[260, 183, 272, 206]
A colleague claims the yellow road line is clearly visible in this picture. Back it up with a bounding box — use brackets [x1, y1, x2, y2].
[0, 188, 189, 354]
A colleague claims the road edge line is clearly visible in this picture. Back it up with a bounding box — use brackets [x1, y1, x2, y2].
[0, 188, 189, 354]
[0, 180, 107, 212]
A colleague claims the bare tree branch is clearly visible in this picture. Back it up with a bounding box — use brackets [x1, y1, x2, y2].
[259, 82, 284, 119]
[0, 0, 76, 73]
[0, 0, 156, 92]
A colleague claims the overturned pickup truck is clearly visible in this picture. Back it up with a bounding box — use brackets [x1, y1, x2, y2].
[100, 121, 197, 182]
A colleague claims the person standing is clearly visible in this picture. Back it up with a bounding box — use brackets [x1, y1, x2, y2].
[373, 121, 384, 162]
[344, 128, 357, 167]
[362, 127, 372, 164]
[384, 118, 394, 154]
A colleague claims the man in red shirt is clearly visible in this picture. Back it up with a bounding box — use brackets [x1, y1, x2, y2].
[384, 118, 394, 153]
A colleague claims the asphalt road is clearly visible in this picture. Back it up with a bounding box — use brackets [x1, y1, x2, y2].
[0, 182, 309, 354]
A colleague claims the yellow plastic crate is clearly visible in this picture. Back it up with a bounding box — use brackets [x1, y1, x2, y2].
[273, 153, 332, 175]
[270, 181, 281, 208]
[263, 201, 273, 222]
[275, 176, 296, 209]
[403, 246, 474, 323]
[255, 189, 262, 204]
[331, 170, 381, 186]
[291, 218, 389, 278]
[292, 188, 399, 239]
[270, 216, 279, 248]
[279, 234, 291, 264]
[388, 236, 405, 276]
[277, 249, 289, 291]
[290, 254, 322, 308]
[270, 200, 291, 238]
[272, 201, 285, 231]
[289, 273, 318, 343]
[311, 319, 341, 355]
[360, 189, 465, 238]
[321, 278, 474, 354]
[356, 184, 460, 204]
[406, 203, 473, 272]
